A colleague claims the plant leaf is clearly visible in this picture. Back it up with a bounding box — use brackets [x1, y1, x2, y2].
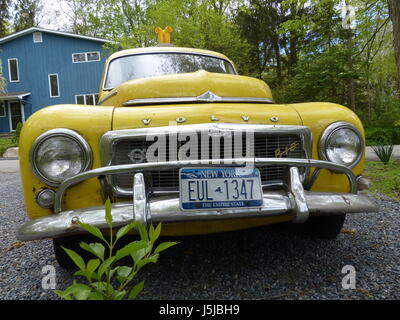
[97, 257, 116, 280]
[154, 241, 178, 254]
[80, 242, 105, 261]
[62, 247, 86, 271]
[116, 221, 139, 241]
[77, 221, 107, 243]
[136, 254, 159, 272]
[70, 284, 92, 300]
[150, 223, 162, 243]
[91, 281, 107, 292]
[105, 197, 113, 228]
[113, 291, 127, 300]
[54, 289, 72, 300]
[87, 259, 101, 274]
[136, 222, 148, 241]
[74, 270, 99, 281]
[87, 292, 104, 300]
[128, 281, 144, 300]
[130, 248, 146, 264]
[115, 241, 147, 262]
[116, 266, 132, 284]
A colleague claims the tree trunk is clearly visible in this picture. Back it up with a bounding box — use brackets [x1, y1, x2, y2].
[388, 0, 400, 92]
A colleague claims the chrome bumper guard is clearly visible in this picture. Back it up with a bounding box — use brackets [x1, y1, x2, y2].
[17, 158, 377, 241]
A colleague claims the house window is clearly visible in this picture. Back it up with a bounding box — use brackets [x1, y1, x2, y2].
[75, 93, 99, 105]
[8, 58, 19, 82]
[0, 102, 6, 117]
[33, 32, 42, 43]
[72, 52, 100, 63]
[48, 74, 60, 97]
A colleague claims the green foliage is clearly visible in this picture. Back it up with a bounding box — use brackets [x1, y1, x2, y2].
[0, 136, 17, 156]
[364, 161, 400, 200]
[12, 122, 23, 144]
[13, 0, 43, 32]
[54, 198, 178, 300]
[372, 144, 394, 165]
[0, 0, 11, 37]
[365, 126, 400, 146]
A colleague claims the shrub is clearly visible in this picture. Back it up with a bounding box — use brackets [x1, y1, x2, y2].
[54, 198, 177, 300]
[372, 144, 394, 165]
[12, 122, 23, 144]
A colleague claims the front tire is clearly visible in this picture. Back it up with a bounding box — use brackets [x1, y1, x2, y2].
[301, 214, 346, 239]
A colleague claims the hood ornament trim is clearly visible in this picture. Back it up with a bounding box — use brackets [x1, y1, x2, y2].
[142, 119, 152, 125]
[123, 91, 274, 106]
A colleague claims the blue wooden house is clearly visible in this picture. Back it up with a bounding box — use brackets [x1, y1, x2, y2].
[0, 27, 110, 132]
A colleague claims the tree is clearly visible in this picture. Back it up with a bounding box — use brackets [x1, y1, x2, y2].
[388, 0, 400, 91]
[14, 0, 43, 32]
[0, 0, 11, 37]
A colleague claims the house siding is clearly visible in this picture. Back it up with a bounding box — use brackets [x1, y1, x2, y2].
[0, 30, 108, 132]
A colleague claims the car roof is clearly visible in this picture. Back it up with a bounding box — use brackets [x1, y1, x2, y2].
[107, 46, 234, 64]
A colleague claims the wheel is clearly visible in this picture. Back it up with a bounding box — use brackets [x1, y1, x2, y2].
[301, 214, 346, 239]
[53, 235, 96, 269]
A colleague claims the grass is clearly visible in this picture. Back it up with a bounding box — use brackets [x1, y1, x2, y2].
[0, 136, 18, 156]
[363, 160, 400, 200]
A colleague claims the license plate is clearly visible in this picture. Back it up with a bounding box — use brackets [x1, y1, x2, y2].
[179, 167, 263, 210]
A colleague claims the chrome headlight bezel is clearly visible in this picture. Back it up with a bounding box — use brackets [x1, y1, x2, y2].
[319, 122, 364, 168]
[30, 129, 92, 187]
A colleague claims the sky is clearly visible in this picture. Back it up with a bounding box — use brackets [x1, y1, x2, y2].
[39, 0, 70, 30]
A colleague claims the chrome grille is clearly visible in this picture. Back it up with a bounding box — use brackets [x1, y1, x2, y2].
[110, 132, 305, 194]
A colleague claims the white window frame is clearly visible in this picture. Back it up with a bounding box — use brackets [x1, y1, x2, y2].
[75, 93, 99, 105]
[33, 32, 43, 43]
[8, 101, 25, 132]
[48, 73, 60, 98]
[72, 51, 101, 63]
[0, 101, 6, 117]
[8, 58, 20, 82]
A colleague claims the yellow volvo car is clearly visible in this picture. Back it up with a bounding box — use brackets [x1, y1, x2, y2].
[17, 32, 376, 267]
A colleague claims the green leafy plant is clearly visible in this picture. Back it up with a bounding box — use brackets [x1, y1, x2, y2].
[372, 144, 394, 165]
[54, 198, 177, 300]
[12, 122, 23, 144]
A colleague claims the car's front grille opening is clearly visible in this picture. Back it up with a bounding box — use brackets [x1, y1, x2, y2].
[110, 132, 305, 195]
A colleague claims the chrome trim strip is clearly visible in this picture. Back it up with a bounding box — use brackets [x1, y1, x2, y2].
[97, 91, 117, 105]
[99, 123, 312, 197]
[319, 122, 364, 169]
[29, 128, 93, 187]
[17, 191, 377, 241]
[54, 157, 357, 213]
[122, 91, 274, 106]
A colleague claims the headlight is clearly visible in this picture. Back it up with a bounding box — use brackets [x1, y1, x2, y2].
[30, 129, 92, 186]
[319, 122, 364, 168]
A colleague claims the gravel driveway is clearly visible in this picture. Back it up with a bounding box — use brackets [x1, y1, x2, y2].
[1, 170, 399, 300]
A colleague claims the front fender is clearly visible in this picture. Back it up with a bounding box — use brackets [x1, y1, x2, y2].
[290, 102, 365, 193]
[19, 104, 114, 219]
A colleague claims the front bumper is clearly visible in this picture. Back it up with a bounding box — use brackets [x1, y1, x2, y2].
[17, 158, 377, 241]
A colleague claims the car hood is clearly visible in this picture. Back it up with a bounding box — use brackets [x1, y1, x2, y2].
[99, 70, 273, 107]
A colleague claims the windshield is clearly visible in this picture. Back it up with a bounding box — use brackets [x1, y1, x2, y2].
[104, 53, 236, 89]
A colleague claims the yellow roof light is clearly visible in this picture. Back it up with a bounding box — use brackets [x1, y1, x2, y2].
[155, 26, 173, 44]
